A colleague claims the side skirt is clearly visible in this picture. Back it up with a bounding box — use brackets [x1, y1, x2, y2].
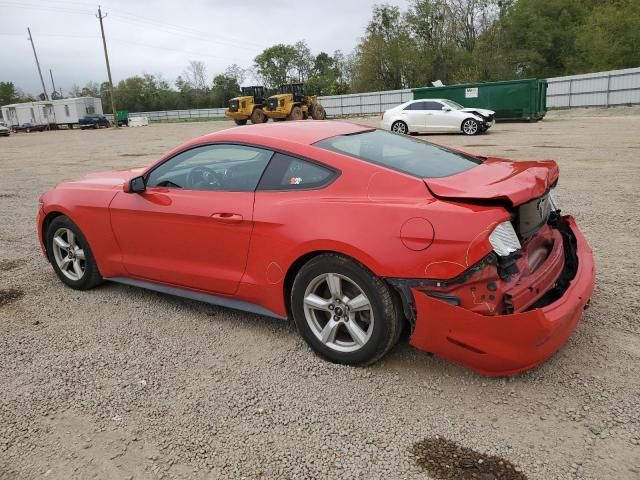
[107, 276, 288, 321]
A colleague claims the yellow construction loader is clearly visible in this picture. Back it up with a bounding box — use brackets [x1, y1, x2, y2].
[263, 83, 327, 122]
[224, 86, 269, 125]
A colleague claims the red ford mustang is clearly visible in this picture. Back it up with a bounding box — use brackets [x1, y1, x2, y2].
[37, 121, 595, 375]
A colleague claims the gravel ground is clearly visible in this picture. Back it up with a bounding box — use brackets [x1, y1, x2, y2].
[0, 108, 639, 480]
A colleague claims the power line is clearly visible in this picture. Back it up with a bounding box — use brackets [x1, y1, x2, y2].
[0, 0, 263, 50]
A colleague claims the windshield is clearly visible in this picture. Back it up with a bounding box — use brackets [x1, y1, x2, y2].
[442, 99, 464, 110]
[315, 129, 481, 178]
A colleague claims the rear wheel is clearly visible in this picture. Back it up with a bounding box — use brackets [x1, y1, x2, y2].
[46, 216, 103, 290]
[462, 118, 480, 135]
[291, 254, 403, 366]
[250, 108, 265, 124]
[391, 121, 408, 134]
[289, 106, 303, 121]
[234, 119, 248, 126]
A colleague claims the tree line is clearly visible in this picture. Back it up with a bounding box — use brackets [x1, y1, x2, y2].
[2, 0, 638, 113]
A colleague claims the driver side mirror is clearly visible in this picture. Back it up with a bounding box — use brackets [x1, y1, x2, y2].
[124, 175, 146, 193]
[442, 106, 452, 112]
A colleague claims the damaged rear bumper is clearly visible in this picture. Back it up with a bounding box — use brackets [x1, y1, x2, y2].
[407, 215, 595, 376]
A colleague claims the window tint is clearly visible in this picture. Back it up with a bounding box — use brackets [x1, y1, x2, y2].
[405, 102, 426, 110]
[258, 153, 336, 190]
[146, 144, 273, 191]
[314, 129, 481, 179]
[423, 101, 443, 110]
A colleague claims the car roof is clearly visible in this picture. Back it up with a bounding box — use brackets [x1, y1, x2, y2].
[198, 121, 372, 146]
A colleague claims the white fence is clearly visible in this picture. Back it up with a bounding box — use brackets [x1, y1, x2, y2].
[101, 67, 640, 123]
[318, 89, 413, 117]
[547, 67, 640, 108]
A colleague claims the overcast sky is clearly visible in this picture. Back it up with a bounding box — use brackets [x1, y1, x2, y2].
[1, 0, 409, 96]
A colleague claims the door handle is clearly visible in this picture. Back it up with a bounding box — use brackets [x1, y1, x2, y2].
[211, 213, 243, 224]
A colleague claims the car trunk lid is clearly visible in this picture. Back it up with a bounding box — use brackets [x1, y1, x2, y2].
[424, 157, 559, 207]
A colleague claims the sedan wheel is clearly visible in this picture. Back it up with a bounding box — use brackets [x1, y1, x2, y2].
[462, 118, 480, 135]
[391, 121, 408, 135]
[291, 254, 403, 365]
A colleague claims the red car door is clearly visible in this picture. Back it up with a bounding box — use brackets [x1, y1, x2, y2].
[109, 144, 273, 295]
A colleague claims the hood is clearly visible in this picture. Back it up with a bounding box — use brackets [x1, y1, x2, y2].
[58, 167, 147, 189]
[460, 107, 494, 117]
[425, 157, 559, 207]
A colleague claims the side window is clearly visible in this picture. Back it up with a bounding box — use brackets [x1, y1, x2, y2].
[424, 101, 443, 110]
[258, 153, 336, 191]
[403, 103, 415, 110]
[146, 144, 273, 192]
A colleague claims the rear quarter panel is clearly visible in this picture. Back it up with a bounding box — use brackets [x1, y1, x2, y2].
[239, 144, 508, 316]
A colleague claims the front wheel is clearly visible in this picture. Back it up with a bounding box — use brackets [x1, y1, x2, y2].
[46, 216, 103, 290]
[462, 118, 480, 135]
[291, 254, 403, 366]
[391, 121, 408, 135]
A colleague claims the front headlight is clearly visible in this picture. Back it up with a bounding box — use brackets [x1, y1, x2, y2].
[489, 221, 521, 256]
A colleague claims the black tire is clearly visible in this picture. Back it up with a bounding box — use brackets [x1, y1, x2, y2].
[234, 119, 248, 126]
[311, 105, 326, 120]
[461, 118, 480, 135]
[302, 111, 309, 120]
[288, 106, 303, 121]
[391, 121, 408, 135]
[46, 215, 103, 290]
[250, 108, 266, 124]
[291, 254, 403, 366]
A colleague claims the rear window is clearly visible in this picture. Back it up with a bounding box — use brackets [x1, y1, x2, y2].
[314, 129, 481, 178]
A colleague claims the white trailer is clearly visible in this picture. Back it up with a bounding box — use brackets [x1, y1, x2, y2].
[1, 97, 103, 128]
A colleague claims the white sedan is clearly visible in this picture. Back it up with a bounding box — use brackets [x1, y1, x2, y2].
[381, 99, 495, 135]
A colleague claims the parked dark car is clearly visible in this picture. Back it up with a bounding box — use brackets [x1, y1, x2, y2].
[12, 123, 49, 133]
[79, 114, 110, 130]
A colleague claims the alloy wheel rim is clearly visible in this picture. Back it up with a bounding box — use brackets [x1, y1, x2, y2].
[393, 122, 406, 134]
[463, 120, 478, 134]
[52, 228, 86, 281]
[303, 273, 374, 353]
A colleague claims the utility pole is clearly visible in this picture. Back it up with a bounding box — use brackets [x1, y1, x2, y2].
[97, 6, 118, 127]
[27, 28, 49, 101]
[49, 69, 57, 96]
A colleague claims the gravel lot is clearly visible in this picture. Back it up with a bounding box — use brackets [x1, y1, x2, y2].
[0, 109, 639, 480]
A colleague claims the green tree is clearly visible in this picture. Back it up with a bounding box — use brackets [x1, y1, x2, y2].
[0, 82, 33, 105]
[254, 44, 298, 88]
[350, 5, 420, 92]
[211, 74, 240, 107]
[574, 0, 640, 72]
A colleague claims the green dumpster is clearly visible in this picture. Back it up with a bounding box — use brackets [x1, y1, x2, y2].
[412, 78, 548, 121]
[116, 110, 129, 126]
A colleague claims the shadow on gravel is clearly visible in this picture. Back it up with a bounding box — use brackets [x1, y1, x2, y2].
[0, 288, 23, 307]
[411, 437, 527, 480]
[0, 259, 21, 271]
